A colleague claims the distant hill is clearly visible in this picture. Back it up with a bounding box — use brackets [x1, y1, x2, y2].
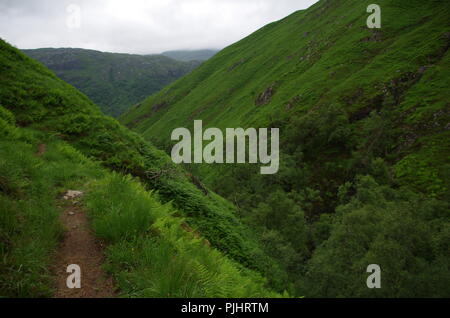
[162, 49, 219, 62]
[22, 48, 200, 117]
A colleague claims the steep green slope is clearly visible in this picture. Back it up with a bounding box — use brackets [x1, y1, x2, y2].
[22, 48, 200, 117]
[162, 50, 219, 62]
[0, 39, 282, 297]
[0, 112, 280, 298]
[121, 0, 450, 297]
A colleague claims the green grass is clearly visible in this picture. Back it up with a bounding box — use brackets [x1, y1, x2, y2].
[0, 39, 283, 297]
[0, 137, 281, 298]
[0, 113, 100, 297]
[0, 141, 60, 297]
[0, 105, 281, 298]
[83, 173, 282, 298]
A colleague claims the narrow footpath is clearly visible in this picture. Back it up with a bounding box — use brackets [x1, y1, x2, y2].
[53, 190, 115, 298]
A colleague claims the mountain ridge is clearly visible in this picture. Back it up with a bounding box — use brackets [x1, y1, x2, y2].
[162, 49, 219, 62]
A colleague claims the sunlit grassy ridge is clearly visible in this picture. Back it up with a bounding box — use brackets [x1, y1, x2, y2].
[0, 39, 282, 297]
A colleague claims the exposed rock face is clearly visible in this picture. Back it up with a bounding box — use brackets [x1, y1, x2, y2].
[255, 84, 276, 106]
[152, 101, 169, 113]
[228, 58, 247, 72]
[63, 190, 84, 200]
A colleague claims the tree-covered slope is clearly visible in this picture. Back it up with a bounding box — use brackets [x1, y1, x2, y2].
[120, 0, 450, 297]
[0, 38, 282, 297]
[22, 48, 200, 117]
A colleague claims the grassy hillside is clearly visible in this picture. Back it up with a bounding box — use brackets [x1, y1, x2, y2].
[121, 0, 450, 297]
[162, 50, 219, 62]
[22, 48, 200, 117]
[0, 38, 282, 297]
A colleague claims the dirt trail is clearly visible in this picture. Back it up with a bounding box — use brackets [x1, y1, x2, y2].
[53, 193, 115, 298]
[36, 143, 46, 157]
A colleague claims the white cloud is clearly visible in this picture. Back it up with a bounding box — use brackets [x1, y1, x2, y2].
[0, 0, 318, 54]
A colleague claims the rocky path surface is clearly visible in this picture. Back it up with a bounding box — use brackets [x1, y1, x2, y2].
[53, 191, 115, 298]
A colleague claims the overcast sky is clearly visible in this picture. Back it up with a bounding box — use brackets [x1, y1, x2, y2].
[0, 0, 318, 54]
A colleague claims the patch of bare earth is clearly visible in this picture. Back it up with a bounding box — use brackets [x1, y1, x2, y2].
[36, 143, 46, 157]
[53, 191, 115, 298]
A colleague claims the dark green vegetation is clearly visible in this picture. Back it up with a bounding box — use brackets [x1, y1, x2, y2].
[121, 0, 450, 297]
[0, 39, 281, 297]
[0, 134, 63, 297]
[162, 50, 219, 62]
[22, 48, 200, 117]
